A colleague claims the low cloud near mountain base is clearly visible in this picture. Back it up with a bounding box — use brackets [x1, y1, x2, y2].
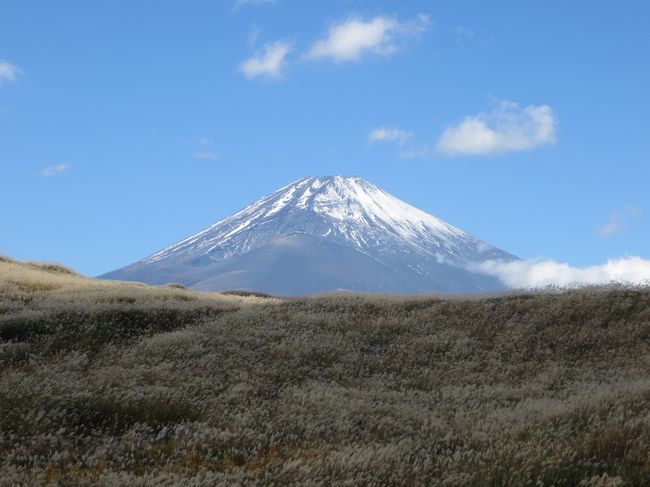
[472, 256, 650, 289]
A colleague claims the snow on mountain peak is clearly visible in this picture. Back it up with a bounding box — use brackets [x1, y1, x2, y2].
[248, 176, 457, 231]
[142, 176, 507, 267]
[103, 175, 517, 294]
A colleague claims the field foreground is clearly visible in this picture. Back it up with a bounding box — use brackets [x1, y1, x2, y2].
[2, 257, 650, 486]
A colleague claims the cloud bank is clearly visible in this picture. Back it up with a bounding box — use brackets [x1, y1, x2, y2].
[240, 41, 293, 79]
[369, 127, 414, 146]
[306, 14, 429, 63]
[437, 101, 556, 156]
[472, 257, 650, 289]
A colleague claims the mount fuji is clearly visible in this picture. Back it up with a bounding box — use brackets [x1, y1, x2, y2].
[101, 176, 517, 294]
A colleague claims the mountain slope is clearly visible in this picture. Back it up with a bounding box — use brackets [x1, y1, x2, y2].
[101, 176, 517, 294]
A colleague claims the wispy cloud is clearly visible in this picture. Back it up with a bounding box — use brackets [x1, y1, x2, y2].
[306, 14, 430, 63]
[192, 138, 219, 160]
[369, 127, 414, 146]
[41, 164, 70, 177]
[232, 0, 278, 12]
[598, 208, 641, 237]
[436, 101, 557, 156]
[248, 24, 262, 47]
[399, 146, 432, 159]
[0, 60, 21, 85]
[192, 151, 219, 160]
[471, 257, 650, 289]
[240, 41, 293, 79]
[455, 26, 475, 42]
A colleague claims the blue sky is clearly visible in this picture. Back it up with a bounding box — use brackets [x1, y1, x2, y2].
[1, 0, 649, 278]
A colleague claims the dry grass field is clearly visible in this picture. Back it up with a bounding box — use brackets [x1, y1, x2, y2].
[2, 256, 650, 485]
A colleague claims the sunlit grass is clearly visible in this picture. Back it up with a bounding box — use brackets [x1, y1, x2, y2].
[1, 257, 650, 485]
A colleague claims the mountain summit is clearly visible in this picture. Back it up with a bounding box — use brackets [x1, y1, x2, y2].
[101, 176, 516, 294]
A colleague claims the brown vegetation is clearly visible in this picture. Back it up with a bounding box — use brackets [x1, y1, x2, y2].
[1, 257, 650, 485]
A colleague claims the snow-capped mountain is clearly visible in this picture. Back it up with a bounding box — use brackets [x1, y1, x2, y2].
[101, 176, 517, 294]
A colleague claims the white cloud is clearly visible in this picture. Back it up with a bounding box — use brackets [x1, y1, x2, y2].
[436, 101, 557, 156]
[232, 0, 278, 12]
[471, 257, 650, 289]
[240, 41, 292, 79]
[306, 14, 430, 63]
[0, 60, 21, 84]
[369, 127, 414, 146]
[41, 164, 70, 177]
[192, 151, 219, 160]
[598, 208, 641, 237]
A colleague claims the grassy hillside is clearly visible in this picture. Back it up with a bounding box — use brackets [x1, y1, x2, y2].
[2, 257, 650, 486]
